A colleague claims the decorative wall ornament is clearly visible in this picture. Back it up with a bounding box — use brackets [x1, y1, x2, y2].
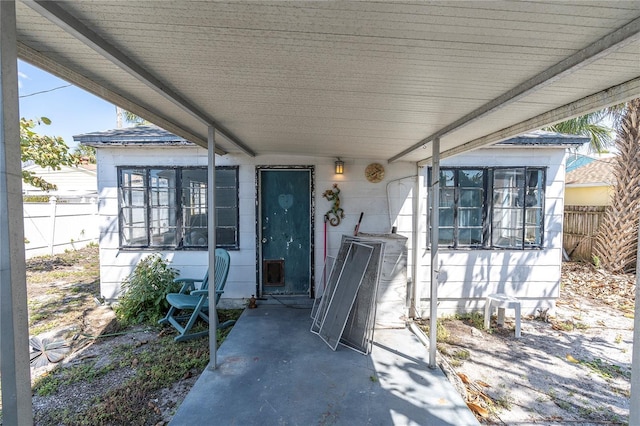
[323, 183, 345, 226]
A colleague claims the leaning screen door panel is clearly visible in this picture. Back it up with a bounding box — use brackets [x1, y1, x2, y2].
[260, 169, 311, 295]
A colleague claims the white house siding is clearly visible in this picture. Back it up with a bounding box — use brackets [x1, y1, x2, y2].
[95, 146, 417, 304]
[416, 147, 567, 317]
[96, 143, 568, 316]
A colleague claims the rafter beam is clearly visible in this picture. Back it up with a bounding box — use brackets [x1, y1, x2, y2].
[23, 0, 256, 157]
[417, 76, 640, 166]
[390, 15, 640, 163]
[17, 43, 227, 155]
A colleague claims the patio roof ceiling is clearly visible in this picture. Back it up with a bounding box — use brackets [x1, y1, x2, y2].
[15, 1, 640, 163]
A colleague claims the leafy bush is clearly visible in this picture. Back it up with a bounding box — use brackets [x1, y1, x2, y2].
[115, 254, 180, 325]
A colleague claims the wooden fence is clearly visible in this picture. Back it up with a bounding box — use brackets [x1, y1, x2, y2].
[563, 205, 606, 262]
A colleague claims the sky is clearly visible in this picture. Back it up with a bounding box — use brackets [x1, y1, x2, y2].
[18, 60, 118, 149]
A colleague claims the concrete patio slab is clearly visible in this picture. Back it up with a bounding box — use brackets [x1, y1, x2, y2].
[170, 304, 479, 425]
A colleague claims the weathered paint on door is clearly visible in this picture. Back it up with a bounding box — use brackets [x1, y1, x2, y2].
[259, 169, 312, 295]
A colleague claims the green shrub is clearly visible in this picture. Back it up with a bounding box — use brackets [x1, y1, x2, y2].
[115, 254, 180, 325]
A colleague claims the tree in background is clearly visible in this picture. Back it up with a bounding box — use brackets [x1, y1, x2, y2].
[549, 100, 639, 273]
[116, 106, 148, 127]
[544, 109, 614, 153]
[21, 117, 79, 191]
[593, 98, 640, 273]
[73, 144, 96, 164]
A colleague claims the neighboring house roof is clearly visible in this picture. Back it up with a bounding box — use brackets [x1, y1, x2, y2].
[76, 126, 589, 149]
[565, 157, 616, 187]
[566, 154, 596, 173]
[22, 164, 98, 198]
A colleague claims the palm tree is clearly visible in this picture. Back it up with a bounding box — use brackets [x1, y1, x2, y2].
[116, 106, 148, 127]
[545, 109, 615, 153]
[592, 98, 640, 273]
[551, 100, 639, 273]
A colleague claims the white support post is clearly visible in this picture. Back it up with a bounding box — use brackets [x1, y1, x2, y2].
[0, 1, 34, 423]
[411, 164, 425, 318]
[429, 138, 440, 369]
[207, 125, 218, 369]
[630, 215, 640, 425]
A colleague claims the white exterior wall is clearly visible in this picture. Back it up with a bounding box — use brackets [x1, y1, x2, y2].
[416, 146, 567, 317]
[96, 144, 568, 315]
[95, 146, 417, 304]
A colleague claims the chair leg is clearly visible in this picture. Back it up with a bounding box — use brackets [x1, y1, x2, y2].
[484, 299, 492, 330]
[158, 305, 178, 325]
[218, 319, 236, 329]
[497, 307, 506, 327]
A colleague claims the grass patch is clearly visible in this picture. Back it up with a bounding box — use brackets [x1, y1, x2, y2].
[33, 361, 113, 396]
[82, 316, 242, 425]
[452, 348, 471, 361]
[581, 358, 629, 379]
[33, 309, 242, 425]
[494, 393, 514, 410]
[574, 322, 589, 330]
[419, 318, 451, 343]
[552, 320, 575, 332]
[455, 312, 485, 330]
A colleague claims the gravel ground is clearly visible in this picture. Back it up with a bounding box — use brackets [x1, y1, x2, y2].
[6, 248, 635, 425]
[436, 261, 635, 425]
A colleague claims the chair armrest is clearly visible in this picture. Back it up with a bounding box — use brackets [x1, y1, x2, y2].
[174, 278, 203, 294]
[189, 289, 224, 299]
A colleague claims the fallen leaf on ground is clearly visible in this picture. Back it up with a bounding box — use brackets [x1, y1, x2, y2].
[467, 401, 489, 417]
[566, 354, 579, 363]
[457, 372, 470, 384]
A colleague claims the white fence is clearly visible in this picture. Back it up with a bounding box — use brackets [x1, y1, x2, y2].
[23, 197, 99, 259]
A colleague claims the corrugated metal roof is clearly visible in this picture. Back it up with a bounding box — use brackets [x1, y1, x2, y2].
[15, 1, 640, 163]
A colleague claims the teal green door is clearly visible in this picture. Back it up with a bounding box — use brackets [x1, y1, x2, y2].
[259, 169, 312, 296]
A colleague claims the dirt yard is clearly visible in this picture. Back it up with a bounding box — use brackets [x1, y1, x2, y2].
[2, 246, 635, 425]
[435, 262, 635, 425]
[5, 245, 240, 426]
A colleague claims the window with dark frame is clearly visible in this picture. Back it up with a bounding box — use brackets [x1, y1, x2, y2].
[428, 166, 545, 250]
[118, 166, 239, 250]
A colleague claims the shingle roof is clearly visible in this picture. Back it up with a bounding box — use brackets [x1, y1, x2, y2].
[565, 157, 617, 187]
[74, 125, 193, 146]
[76, 126, 590, 150]
[495, 130, 590, 147]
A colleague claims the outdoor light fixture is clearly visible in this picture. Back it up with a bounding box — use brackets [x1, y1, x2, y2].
[335, 158, 344, 174]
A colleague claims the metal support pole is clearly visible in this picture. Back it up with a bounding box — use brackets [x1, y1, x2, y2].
[429, 138, 440, 369]
[630, 214, 640, 425]
[207, 125, 218, 369]
[411, 165, 425, 318]
[0, 1, 33, 423]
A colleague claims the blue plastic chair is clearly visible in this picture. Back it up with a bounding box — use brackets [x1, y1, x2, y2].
[158, 248, 233, 342]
